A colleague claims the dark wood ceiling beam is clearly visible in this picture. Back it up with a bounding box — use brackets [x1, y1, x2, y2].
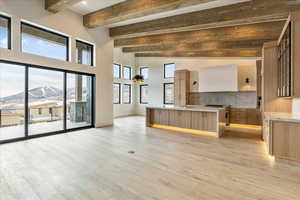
[45, 0, 81, 13]
[115, 21, 285, 47]
[110, 0, 300, 38]
[123, 40, 270, 53]
[135, 50, 262, 57]
[83, 0, 218, 28]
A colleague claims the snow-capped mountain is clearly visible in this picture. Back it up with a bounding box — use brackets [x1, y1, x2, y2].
[0, 86, 64, 104]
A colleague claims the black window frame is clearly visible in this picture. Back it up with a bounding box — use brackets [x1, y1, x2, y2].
[163, 82, 174, 105]
[0, 59, 95, 145]
[123, 66, 132, 80]
[140, 67, 149, 79]
[0, 14, 11, 49]
[113, 63, 121, 79]
[20, 22, 70, 61]
[164, 63, 175, 79]
[113, 83, 121, 104]
[122, 84, 132, 104]
[76, 39, 94, 66]
[140, 84, 148, 104]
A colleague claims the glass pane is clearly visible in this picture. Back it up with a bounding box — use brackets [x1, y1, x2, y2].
[113, 83, 120, 104]
[164, 83, 174, 104]
[113, 64, 121, 79]
[67, 73, 92, 129]
[0, 16, 9, 49]
[123, 67, 131, 80]
[140, 67, 149, 79]
[123, 84, 131, 104]
[140, 85, 148, 104]
[164, 64, 175, 78]
[0, 63, 25, 141]
[28, 68, 64, 135]
[21, 23, 68, 61]
[76, 41, 93, 66]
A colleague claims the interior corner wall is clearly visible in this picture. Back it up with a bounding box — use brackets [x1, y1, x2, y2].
[0, 0, 114, 127]
[113, 48, 137, 118]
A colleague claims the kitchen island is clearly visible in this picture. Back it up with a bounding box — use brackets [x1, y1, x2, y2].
[146, 105, 226, 137]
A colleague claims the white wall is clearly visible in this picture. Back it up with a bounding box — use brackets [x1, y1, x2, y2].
[0, 0, 114, 127]
[135, 57, 174, 115]
[136, 57, 258, 114]
[113, 48, 137, 117]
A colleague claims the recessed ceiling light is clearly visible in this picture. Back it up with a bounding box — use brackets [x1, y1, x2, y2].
[81, 1, 87, 5]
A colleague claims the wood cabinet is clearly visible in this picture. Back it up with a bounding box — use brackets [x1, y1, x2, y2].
[272, 121, 300, 162]
[277, 22, 292, 97]
[262, 41, 292, 113]
[174, 70, 190, 106]
[230, 108, 262, 125]
[191, 112, 217, 132]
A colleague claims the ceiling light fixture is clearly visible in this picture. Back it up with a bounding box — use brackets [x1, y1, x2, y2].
[81, 1, 87, 5]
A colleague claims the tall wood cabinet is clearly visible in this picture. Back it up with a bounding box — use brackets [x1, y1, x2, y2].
[174, 70, 190, 106]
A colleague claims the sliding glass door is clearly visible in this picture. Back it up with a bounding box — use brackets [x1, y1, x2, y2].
[28, 68, 64, 135]
[0, 61, 94, 143]
[67, 73, 93, 129]
[0, 63, 25, 141]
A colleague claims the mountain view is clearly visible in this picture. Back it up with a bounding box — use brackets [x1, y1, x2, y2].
[0, 86, 86, 110]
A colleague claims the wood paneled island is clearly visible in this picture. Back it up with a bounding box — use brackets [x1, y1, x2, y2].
[146, 105, 226, 137]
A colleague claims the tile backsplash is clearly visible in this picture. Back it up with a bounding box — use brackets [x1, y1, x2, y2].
[189, 91, 257, 108]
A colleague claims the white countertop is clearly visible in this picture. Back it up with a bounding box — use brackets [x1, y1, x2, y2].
[264, 112, 300, 123]
[146, 105, 224, 112]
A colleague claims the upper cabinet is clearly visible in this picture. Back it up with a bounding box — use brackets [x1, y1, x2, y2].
[278, 22, 292, 97]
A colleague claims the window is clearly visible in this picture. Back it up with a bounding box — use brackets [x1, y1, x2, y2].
[113, 64, 121, 79]
[164, 63, 175, 78]
[76, 40, 93, 66]
[140, 67, 149, 80]
[21, 22, 69, 61]
[0, 15, 10, 49]
[164, 83, 174, 104]
[113, 83, 121, 104]
[0, 61, 95, 143]
[140, 84, 148, 104]
[123, 84, 131, 104]
[123, 66, 131, 80]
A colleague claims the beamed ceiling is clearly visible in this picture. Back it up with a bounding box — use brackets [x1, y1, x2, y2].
[45, 0, 300, 58]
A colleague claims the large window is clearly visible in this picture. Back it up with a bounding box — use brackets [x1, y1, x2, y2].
[21, 22, 69, 61]
[164, 63, 175, 78]
[0, 61, 94, 143]
[113, 83, 121, 104]
[164, 83, 174, 104]
[123, 66, 131, 80]
[140, 67, 149, 80]
[0, 15, 10, 49]
[113, 64, 121, 79]
[76, 40, 93, 66]
[123, 84, 131, 104]
[140, 84, 148, 104]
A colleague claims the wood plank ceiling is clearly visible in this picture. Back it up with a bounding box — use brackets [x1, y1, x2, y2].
[46, 0, 300, 57]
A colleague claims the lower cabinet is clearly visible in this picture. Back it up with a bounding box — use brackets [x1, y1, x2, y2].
[191, 112, 217, 132]
[230, 108, 262, 125]
[272, 121, 300, 161]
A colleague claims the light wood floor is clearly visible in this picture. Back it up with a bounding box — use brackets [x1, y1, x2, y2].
[1, 116, 300, 200]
